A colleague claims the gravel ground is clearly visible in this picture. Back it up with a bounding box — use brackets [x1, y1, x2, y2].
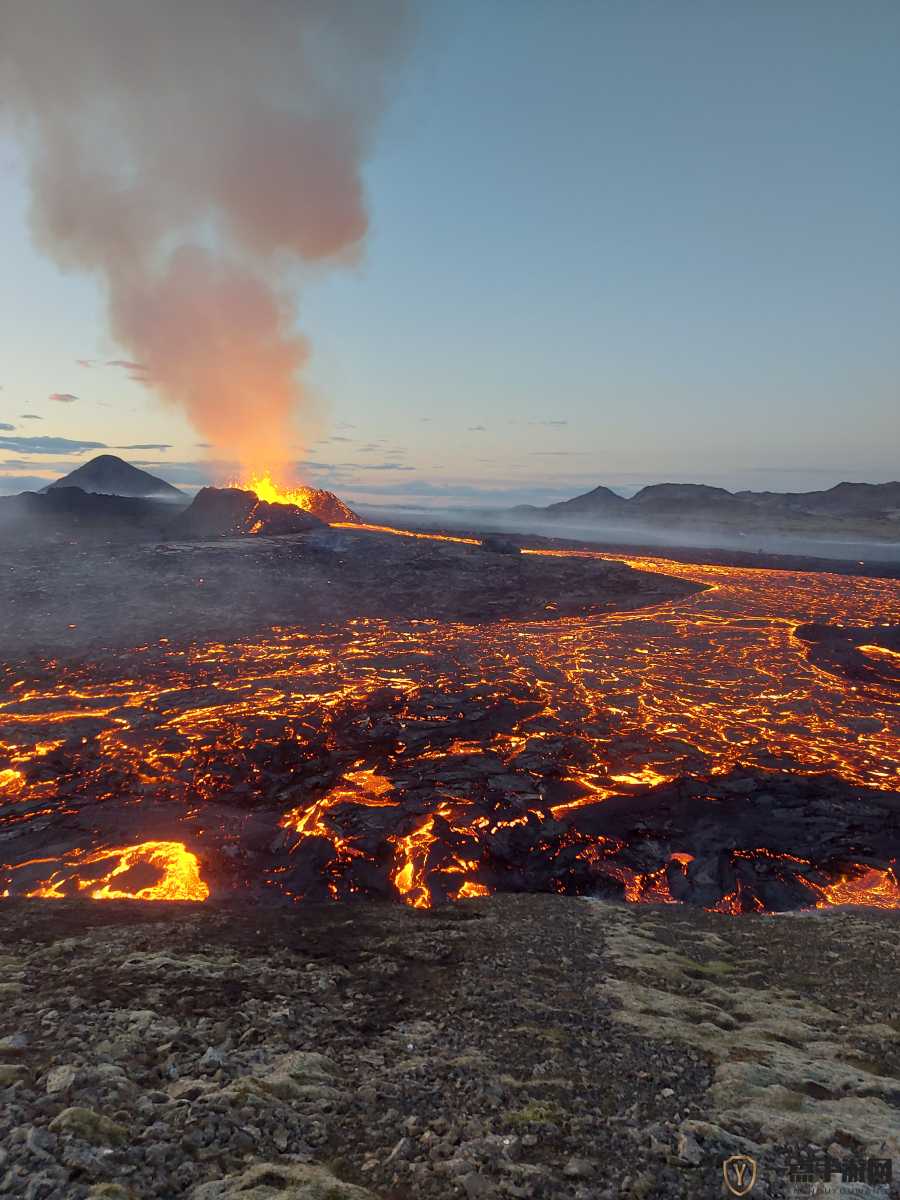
[1, 895, 897, 1200]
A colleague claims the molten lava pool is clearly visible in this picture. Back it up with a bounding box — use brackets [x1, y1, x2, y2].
[1, 540, 898, 913]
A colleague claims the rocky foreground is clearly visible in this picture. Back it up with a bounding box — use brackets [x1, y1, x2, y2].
[1, 896, 898, 1200]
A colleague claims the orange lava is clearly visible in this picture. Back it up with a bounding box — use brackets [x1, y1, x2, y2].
[236, 472, 320, 511]
[333, 521, 480, 545]
[280, 766, 395, 841]
[812, 866, 900, 909]
[2, 527, 898, 912]
[22, 841, 208, 901]
[389, 804, 453, 908]
[455, 880, 491, 899]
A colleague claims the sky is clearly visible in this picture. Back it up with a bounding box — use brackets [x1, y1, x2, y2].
[1, 0, 899, 506]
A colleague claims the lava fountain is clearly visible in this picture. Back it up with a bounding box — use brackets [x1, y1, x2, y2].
[229, 472, 359, 524]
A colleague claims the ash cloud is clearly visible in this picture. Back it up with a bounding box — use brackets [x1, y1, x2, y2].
[0, 0, 410, 477]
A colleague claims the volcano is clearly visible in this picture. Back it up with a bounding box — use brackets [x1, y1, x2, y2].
[47, 453, 184, 499]
[173, 486, 325, 538]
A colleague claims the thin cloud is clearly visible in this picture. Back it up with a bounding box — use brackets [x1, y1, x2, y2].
[107, 359, 147, 371]
[19, 414, 43, 420]
[116, 443, 172, 452]
[107, 358, 153, 383]
[0, 423, 14, 432]
[529, 419, 568, 427]
[76, 358, 95, 367]
[468, 425, 487, 432]
[0, 435, 107, 454]
[194, 442, 212, 448]
[344, 462, 415, 472]
[530, 450, 590, 457]
[49, 392, 78, 403]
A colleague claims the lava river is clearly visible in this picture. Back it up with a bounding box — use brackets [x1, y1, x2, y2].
[1, 542, 898, 913]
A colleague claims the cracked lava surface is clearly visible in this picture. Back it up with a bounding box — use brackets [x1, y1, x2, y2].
[1, 536, 898, 913]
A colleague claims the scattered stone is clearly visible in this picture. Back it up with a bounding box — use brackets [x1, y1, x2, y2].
[46, 1064, 77, 1095]
[189, 1162, 376, 1199]
[0, 889, 897, 1200]
[48, 1107, 127, 1147]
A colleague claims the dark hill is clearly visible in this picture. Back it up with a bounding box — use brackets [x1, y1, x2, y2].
[737, 480, 900, 518]
[0, 487, 177, 539]
[544, 485, 628, 518]
[518, 479, 900, 540]
[631, 483, 736, 508]
[47, 454, 183, 499]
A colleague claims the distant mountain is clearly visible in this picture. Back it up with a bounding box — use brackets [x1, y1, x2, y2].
[630, 483, 737, 511]
[517, 480, 900, 539]
[736, 481, 900, 519]
[543, 484, 628, 519]
[46, 454, 183, 499]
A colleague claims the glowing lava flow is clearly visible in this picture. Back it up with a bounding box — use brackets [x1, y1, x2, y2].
[389, 805, 453, 909]
[2, 532, 898, 912]
[333, 521, 480, 545]
[19, 841, 208, 901]
[812, 866, 900, 909]
[281, 766, 396, 840]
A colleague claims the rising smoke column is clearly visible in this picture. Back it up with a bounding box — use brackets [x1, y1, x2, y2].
[0, 0, 409, 477]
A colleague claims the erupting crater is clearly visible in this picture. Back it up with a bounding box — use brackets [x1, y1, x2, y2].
[234, 473, 359, 524]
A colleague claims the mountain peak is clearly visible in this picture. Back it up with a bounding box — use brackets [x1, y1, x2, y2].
[46, 454, 183, 499]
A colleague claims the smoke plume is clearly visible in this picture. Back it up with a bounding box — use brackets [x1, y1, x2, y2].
[0, 0, 409, 478]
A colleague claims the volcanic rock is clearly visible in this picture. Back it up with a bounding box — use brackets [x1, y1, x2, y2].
[48, 1106, 128, 1147]
[0, 521, 698, 659]
[173, 487, 324, 538]
[795, 621, 900, 690]
[190, 1162, 375, 1199]
[478, 534, 520, 554]
[293, 487, 358, 523]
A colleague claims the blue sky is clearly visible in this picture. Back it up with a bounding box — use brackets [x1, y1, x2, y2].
[2, 1, 898, 504]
